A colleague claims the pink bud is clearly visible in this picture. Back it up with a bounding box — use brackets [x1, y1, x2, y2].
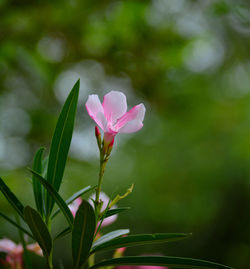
[95, 126, 101, 138]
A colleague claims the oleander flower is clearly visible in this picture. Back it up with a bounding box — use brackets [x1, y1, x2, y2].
[68, 197, 82, 217]
[0, 238, 42, 269]
[68, 193, 117, 227]
[85, 91, 145, 144]
[89, 192, 118, 227]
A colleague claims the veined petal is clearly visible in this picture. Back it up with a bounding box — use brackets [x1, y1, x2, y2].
[86, 95, 107, 131]
[115, 104, 145, 130]
[118, 120, 143, 134]
[103, 91, 127, 125]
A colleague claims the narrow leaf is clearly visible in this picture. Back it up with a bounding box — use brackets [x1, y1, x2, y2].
[91, 233, 191, 253]
[104, 207, 130, 218]
[89, 256, 233, 269]
[0, 177, 24, 220]
[72, 200, 96, 269]
[46, 80, 79, 216]
[52, 185, 95, 219]
[32, 147, 45, 216]
[24, 206, 52, 257]
[54, 227, 71, 241]
[30, 169, 73, 228]
[93, 229, 130, 249]
[0, 212, 33, 238]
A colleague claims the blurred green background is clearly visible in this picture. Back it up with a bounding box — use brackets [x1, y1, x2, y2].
[1, 0, 250, 268]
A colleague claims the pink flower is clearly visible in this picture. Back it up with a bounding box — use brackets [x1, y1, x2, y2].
[68, 197, 82, 217]
[69, 193, 117, 227]
[85, 91, 145, 144]
[89, 192, 117, 227]
[0, 238, 42, 269]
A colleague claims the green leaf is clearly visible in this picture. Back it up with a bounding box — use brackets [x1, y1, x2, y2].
[29, 169, 73, 228]
[0, 177, 25, 220]
[54, 227, 71, 241]
[52, 185, 95, 219]
[46, 80, 79, 216]
[24, 206, 52, 257]
[42, 156, 49, 180]
[104, 207, 130, 218]
[0, 212, 33, 238]
[32, 147, 45, 217]
[92, 229, 130, 249]
[72, 200, 96, 269]
[91, 233, 191, 254]
[89, 256, 233, 269]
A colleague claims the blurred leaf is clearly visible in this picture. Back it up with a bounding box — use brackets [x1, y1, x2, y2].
[104, 207, 130, 218]
[89, 256, 233, 269]
[42, 156, 49, 179]
[0, 177, 25, 220]
[91, 233, 191, 253]
[32, 147, 45, 217]
[93, 229, 130, 249]
[52, 185, 95, 219]
[72, 200, 96, 269]
[46, 79, 79, 216]
[0, 212, 33, 238]
[30, 169, 73, 228]
[54, 227, 71, 241]
[24, 206, 52, 257]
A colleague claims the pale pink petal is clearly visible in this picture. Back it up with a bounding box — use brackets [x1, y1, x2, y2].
[103, 91, 127, 125]
[118, 120, 143, 134]
[115, 104, 145, 130]
[102, 214, 117, 227]
[27, 243, 43, 256]
[89, 192, 118, 227]
[0, 239, 17, 253]
[86, 95, 107, 131]
[69, 197, 82, 217]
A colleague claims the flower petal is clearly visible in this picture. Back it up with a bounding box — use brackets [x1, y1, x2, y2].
[89, 192, 118, 227]
[86, 95, 107, 131]
[115, 104, 145, 130]
[69, 197, 82, 217]
[27, 243, 43, 256]
[103, 91, 127, 125]
[118, 120, 143, 134]
[0, 239, 17, 253]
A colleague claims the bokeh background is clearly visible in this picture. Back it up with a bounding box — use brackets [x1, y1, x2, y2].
[1, 0, 250, 268]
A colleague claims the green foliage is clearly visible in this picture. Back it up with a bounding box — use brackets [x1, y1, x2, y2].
[24, 206, 52, 258]
[93, 229, 130, 249]
[104, 207, 130, 218]
[30, 169, 74, 228]
[46, 80, 79, 217]
[32, 147, 45, 217]
[90, 256, 233, 269]
[91, 233, 191, 253]
[0, 177, 25, 220]
[72, 200, 96, 269]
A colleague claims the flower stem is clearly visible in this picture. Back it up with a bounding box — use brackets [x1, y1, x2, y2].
[95, 152, 108, 215]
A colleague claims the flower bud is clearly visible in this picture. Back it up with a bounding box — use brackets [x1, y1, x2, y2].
[95, 126, 102, 149]
[106, 137, 114, 156]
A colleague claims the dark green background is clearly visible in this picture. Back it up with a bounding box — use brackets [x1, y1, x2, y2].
[0, 0, 250, 268]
